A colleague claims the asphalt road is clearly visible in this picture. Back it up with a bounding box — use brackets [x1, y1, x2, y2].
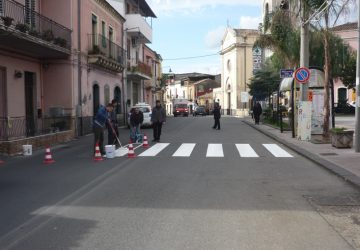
[0, 116, 359, 250]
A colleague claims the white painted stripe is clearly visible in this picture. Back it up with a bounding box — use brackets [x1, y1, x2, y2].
[139, 143, 170, 157]
[236, 144, 259, 157]
[206, 144, 224, 157]
[172, 143, 196, 157]
[263, 144, 293, 158]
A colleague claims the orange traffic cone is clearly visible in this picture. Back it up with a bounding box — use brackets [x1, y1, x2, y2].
[43, 146, 55, 164]
[127, 142, 136, 158]
[143, 134, 149, 148]
[94, 143, 103, 162]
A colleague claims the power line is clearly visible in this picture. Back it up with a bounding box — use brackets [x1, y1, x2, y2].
[163, 52, 220, 61]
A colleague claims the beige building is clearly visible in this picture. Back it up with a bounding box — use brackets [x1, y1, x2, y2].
[220, 28, 260, 116]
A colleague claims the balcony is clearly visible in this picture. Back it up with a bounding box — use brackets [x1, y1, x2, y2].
[125, 14, 152, 43]
[127, 61, 152, 81]
[88, 34, 125, 73]
[0, 0, 71, 59]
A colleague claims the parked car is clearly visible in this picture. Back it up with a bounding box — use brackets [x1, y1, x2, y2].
[193, 106, 207, 116]
[127, 103, 152, 128]
[334, 102, 355, 114]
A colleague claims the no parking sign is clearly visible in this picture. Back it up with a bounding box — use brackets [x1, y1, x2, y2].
[294, 67, 310, 83]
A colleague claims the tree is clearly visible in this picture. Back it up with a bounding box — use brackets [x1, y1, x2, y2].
[305, 0, 354, 136]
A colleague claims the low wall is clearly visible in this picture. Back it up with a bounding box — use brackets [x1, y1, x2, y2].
[0, 130, 74, 155]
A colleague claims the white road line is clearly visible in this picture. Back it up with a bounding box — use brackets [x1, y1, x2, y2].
[206, 144, 224, 157]
[236, 144, 259, 157]
[263, 144, 293, 158]
[172, 143, 196, 157]
[139, 143, 170, 157]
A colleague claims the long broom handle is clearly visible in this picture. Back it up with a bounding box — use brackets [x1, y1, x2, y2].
[107, 119, 122, 147]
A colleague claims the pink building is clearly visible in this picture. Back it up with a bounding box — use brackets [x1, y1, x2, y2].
[0, 0, 125, 154]
[332, 22, 358, 104]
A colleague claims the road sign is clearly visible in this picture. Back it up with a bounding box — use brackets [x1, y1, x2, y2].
[280, 69, 294, 78]
[294, 67, 310, 83]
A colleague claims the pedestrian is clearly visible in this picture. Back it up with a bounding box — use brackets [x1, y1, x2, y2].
[130, 107, 144, 142]
[107, 99, 119, 147]
[151, 100, 166, 142]
[253, 101, 262, 125]
[212, 103, 221, 130]
[93, 103, 114, 156]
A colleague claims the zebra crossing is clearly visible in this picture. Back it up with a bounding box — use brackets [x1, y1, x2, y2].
[124, 143, 294, 158]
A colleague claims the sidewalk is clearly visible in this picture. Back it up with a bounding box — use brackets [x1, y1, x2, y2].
[243, 117, 360, 189]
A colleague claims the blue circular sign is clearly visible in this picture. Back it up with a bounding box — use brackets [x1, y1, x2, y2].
[294, 67, 310, 83]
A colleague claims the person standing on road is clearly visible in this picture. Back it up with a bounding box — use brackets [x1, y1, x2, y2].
[253, 101, 262, 125]
[130, 107, 144, 142]
[151, 100, 166, 142]
[212, 103, 221, 130]
[107, 99, 119, 146]
[94, 103, 114, 155]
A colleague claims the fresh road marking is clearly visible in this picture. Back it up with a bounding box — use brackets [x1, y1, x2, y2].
[236, 144, 259, 157]
[206, 144, 224, 157]
[173, 143, 196, 157]
[139, 143, 170, 157]
[263, 144, 293, 158]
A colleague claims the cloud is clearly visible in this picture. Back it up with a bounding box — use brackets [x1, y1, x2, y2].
[148, 0, 262, 16]
[205, 26, 226, 49]
[239, 16, 261, 29]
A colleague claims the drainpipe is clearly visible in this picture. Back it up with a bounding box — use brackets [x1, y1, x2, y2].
[77, 0, 83, 136]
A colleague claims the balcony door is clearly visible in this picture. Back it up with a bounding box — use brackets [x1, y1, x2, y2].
[25, 0, 36, 28]
[25, 72, 36, 136]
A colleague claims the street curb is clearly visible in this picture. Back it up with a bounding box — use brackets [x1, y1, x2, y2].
[243, 120, 360, 190]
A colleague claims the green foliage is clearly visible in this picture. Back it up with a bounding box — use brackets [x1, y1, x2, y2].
[330, 127, 346, 133]
[248, 62, 280, 101]
[339, 53, 356, 88]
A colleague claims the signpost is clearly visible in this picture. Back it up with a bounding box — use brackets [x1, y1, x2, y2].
[295, 67, 311, 141]
[280, 69, 294, 78]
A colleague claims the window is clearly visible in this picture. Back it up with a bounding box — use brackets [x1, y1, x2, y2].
[25, 0, 35, 27]
[101, 21, 106, 48]
[0, 0, 4, 16]
[109, 27, 113, 57]
[127, 40, 131, 60]
[92, 14, 98, 45]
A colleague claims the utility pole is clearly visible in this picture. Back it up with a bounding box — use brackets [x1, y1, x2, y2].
[300, 0, 309, 100]
[355, 0, 360, 152]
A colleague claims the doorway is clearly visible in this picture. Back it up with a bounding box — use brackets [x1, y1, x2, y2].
[227, 92, 231, 115]
[114, 86, 121, 114]
[0, 67, 6, 118]
[93, 84, 100, 115]
[25, 72, 36, 136]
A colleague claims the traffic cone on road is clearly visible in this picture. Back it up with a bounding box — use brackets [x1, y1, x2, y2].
[0, 159, 4, 165]
[127, 142, 136, 158]
[143, 134, 149, 148]
[43, 146, 55, 164]
[94, 143, 103, 162]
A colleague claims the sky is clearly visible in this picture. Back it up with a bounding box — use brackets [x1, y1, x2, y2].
[146, 0, 263, 75]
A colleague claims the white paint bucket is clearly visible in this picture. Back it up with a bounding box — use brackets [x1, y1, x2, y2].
[23, 145, 32, 156]
[105, 145, 115, 158]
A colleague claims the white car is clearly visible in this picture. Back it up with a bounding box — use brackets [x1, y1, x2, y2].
[127, 103, 152, 128]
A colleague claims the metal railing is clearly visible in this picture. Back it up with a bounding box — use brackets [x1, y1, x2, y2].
[0, 0, 71, 49]
[127, 61, 152, 77]
[0, 116, 74, 141]
[88, 34, 125, 65]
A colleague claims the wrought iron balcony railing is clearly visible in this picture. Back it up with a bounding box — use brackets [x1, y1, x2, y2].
[0, 0, 71, 49]
[88, 34, 125, 66]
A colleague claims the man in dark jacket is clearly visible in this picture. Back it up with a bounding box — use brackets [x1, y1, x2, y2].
[94, 103, 113, 155]
[151, 100, 166, 142]
[130, 107, 144, 142]
[253, 101, 262, 125]
[108, 99, 119, 146]
[212, 103, 221, 130]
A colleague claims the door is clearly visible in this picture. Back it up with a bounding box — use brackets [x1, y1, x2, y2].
[25, 72, 36, 136]
[114, 86, 121, 114]
[227, 92, 231, 115]
[0, 67, 6, 139]
[93, 84, 100, 115]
